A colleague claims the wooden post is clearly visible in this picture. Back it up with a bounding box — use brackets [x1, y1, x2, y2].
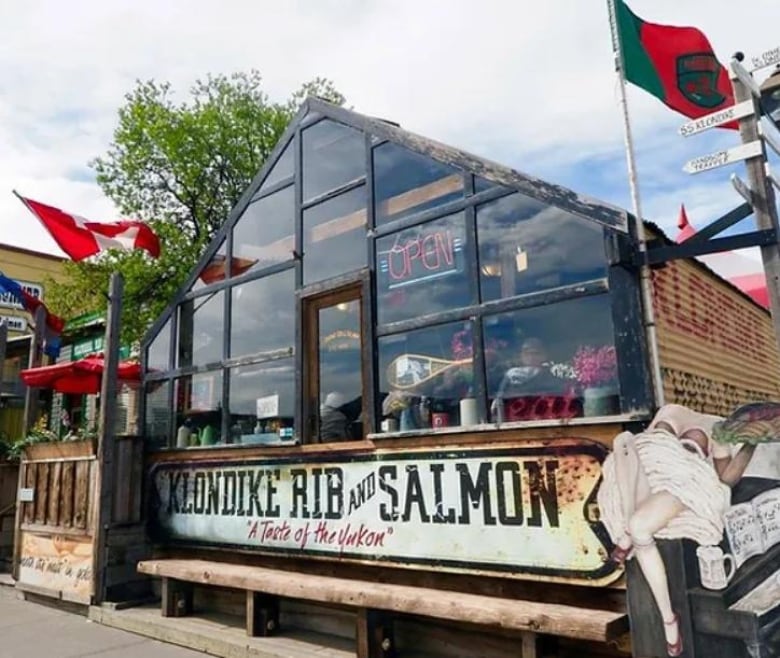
[21, 306, 45, 435]
[246, 591, 280, 637]
[730, 57, 780, 356]
[356, 608, 396, 658]
[92, 273, 123, 604]
[161, 578, 193, 617]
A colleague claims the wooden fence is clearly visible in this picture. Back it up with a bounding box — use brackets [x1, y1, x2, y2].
[14, 440, 97, 604]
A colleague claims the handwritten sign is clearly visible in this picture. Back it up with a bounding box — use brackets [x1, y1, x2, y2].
[678, 100, 754, 137]
[18, 533, 93, 602]
[150, 440, 619, 586]
[378, 227, 465, 290]
[683, 140, 763, 175]
[256, 394, 280, 419]
[751, 46, 780, 72]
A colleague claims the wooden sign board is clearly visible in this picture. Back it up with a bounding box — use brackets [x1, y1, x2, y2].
[17, 532, 93, 604]
[750, 46, 780, 72]
[149, 439, 621, 586]
[683, 140, 763, 175]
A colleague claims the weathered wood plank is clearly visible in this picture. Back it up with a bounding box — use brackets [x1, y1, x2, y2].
[61, 461, 75, 527]
[47, 461, 62, 527]
[137, 559, 628, 642]
[112, 437, 132, 524]
[34, 463, 48, 525]
[73, 460, 90, 530]
[23, 464, 35, 525]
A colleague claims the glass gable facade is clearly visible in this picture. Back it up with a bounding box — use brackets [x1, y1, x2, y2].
[142, 103, 641, 449]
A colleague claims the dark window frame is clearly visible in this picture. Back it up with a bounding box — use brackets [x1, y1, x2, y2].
[141, 113, 650, 451]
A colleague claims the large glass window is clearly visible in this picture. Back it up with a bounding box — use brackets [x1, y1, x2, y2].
[376, 212, 471, 325]
[230, 270, 295, 358]
[373, 142, 464, 225]
[303, 186, 367, 285]
[177, 291, 225, 368]
[174, 370, 224, 447]
[232, 185, 295, 276]
[477, 193, 607, 302]
[378, 321, 475, 431]
[317, 299, 363, 442]
[192, 240, 227, 291]
[146, 317, 171, 373]
[144, 381, 171, 449]
[259, 140, 294, 192]
[302, 120, 364, 201]
[228, 359, 295, 445]
[482, 295, 619, 422]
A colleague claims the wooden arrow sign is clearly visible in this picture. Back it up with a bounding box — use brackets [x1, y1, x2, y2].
[750, 46, 780, 72]
[679, 100, 754, 137]
[683, 141, 763, 175]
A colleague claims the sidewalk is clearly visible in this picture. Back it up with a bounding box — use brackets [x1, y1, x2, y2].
[0, 584, 202, 658]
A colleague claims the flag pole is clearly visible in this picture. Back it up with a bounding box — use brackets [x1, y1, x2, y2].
[606, 0, 665, 408]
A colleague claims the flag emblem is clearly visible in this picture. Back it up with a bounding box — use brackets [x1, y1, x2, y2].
[676, 52, 729, 109]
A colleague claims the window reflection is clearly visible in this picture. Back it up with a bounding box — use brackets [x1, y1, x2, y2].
[144, 381, 171, 448]
[177, 291, 224, 368]
[146, 317, 171, 373]
[483, 295, 619, 422]
[228, 359, 295, 445]
[259, 140, 294, 192]
[230, 270, 295, 359]
[193, 240, 227, 291]
[174, 371, 224, 447]
[303, 186, 367, 285]
[477, 193, 607, 302]
[473, 175, 496, 195]
[376, 212, 471, 325]
[378, 321, 475, 432]
[318, 300, 362, 442]
[374, 142, 464, 225]
[233, 185, 295, 276]
[302, 120, 364, 201]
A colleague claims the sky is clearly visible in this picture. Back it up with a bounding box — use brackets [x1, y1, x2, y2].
[1, 0, 779, 276]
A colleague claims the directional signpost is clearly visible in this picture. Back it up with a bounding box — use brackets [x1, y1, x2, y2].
[682, 140, 763, 175]
[731, 174, 754, 205]
[751, 46, 780, 73]
[673, 49, 780, 358]
[678, 100, 754, 138]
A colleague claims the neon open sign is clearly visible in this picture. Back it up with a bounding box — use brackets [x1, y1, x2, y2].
[379, 227, 464, 289]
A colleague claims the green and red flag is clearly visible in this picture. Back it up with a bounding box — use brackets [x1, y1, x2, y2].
[614, 0, 736, 127]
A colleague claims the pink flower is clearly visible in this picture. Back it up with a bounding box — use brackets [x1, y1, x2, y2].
[572, 345, 617, 388]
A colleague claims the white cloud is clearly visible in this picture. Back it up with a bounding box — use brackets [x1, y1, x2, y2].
[0, 0, 778, 270]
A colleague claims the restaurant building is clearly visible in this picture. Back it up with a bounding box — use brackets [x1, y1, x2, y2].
[128, 99, 780, 658]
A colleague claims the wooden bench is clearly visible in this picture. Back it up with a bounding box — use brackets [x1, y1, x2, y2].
[138, 559, 628, 658]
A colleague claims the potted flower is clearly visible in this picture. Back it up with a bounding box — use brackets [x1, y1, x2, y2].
[572, 345, 619, 416]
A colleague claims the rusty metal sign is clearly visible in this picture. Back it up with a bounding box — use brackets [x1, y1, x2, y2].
[149, 439, 619, 586]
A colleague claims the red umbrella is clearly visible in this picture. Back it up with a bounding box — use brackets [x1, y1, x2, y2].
[21, 354, 142, 394]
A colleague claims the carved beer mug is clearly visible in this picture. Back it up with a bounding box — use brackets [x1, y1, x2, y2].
[696, 545, 736, 590]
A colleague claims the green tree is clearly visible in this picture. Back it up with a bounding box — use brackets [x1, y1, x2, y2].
[45, 71, 344, 345]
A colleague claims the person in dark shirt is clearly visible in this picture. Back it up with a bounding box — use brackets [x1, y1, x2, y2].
[491, 337, 571, 421]
[495, 337, 566, 398]
[319, 392, 349, 441]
